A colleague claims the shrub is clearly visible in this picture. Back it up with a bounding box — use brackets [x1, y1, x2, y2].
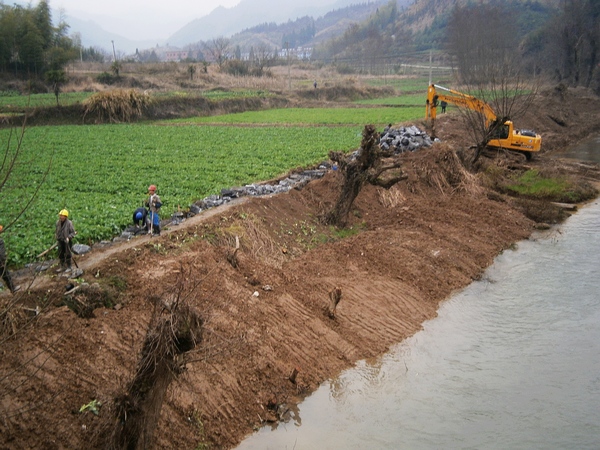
[222, 60, 249, 77]
[96, 72, 118, 85]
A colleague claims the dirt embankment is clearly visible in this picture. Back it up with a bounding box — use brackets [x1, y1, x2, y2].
[1, 85, 600, 450]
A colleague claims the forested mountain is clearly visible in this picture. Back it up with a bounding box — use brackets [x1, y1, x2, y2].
[309, 0, 599, 92]
[313, 0, 557, 62]
[166, 0, 384, 47]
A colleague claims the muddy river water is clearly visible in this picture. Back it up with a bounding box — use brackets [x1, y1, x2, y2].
[237, 141, 600, 450]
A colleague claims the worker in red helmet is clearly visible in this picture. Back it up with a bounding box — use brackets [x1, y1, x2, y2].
[146, 184, 162, 235]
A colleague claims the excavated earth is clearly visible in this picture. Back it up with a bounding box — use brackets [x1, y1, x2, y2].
[1, 85, 600, 449]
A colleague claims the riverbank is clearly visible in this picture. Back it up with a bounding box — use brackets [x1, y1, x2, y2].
[1, 85, 599, 449]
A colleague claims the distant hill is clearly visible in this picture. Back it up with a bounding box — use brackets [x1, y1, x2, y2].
[61, 0, 399, 54]
[227, 2, 391, 52]
[166, 0, 385, 47]
[398, 0, 560, 50]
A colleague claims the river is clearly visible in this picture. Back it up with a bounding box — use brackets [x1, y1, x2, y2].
[237, 143, 600, 450]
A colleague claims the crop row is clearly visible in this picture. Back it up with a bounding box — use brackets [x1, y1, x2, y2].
[0, 92, 91, 109]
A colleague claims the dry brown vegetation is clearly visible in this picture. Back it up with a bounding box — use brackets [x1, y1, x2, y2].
[83, 89, 152, 123]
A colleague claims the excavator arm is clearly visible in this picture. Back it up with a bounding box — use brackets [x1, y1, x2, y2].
[426, 84, 497, 126]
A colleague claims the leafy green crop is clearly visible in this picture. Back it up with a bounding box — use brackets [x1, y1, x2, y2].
[0, 123, 363, 266]
[171, 107, 423, 126]
[0, 101, 426, 266]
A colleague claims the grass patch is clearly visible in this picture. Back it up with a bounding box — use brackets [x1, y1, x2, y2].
[506, 170, 568, 196]
[355, 93, 425, 106]
[363, 77, 431, 92]
[505, 170, 572, 200]
[332, 222, 366, 239]
[0, 91, 93, 109]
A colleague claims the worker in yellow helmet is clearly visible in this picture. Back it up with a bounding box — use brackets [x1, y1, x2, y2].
[0, 225, 20, 294]
[55, 209, 77, 273]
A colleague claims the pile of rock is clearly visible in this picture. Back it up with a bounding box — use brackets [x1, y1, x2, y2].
[379, 125, 435, 153]
[187, 167, 329, 216]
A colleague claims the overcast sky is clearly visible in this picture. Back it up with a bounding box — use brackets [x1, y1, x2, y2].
[53, 0, 243, 40]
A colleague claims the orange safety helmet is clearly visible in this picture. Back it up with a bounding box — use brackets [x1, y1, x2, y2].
[0, 225, 3, 232]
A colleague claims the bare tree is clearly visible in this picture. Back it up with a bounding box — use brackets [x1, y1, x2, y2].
[444, 2, 540, 163]
[324, 125, 406, 227]
[97, 268, 203, 450]
[448, 3, 522, 85]
[253, 43, 276, 75]
[203, 37, 231, 70]
[545, 0, 599, 88]
[0, 120, 52, 337]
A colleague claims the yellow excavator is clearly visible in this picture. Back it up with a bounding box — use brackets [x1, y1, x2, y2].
[426, 84, 541, 160]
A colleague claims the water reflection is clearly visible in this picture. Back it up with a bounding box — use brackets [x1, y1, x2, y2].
[558, 134, 600, 163]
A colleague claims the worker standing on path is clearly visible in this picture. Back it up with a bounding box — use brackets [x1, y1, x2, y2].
[0, 225, 20, 294]
[146, 185, 162, 236]
[55, 209, 76, 273]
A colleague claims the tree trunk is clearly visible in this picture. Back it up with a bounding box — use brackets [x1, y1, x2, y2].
[324, 125, 380, 227]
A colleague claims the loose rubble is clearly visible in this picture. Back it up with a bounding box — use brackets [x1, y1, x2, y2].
[379, 125, 436, 153]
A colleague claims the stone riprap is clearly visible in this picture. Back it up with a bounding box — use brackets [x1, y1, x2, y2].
[379, 125, 435, 153]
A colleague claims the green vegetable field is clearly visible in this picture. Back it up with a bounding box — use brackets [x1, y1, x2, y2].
[172, 106, 423, 125]
[1, 105, 424, 266]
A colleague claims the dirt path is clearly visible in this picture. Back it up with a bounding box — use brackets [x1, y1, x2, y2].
[4, 197, 250, 295]
[1, 85, 599, 450]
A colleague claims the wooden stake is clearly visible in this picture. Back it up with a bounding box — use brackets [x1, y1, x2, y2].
[289, 367, 299, 384]
[328, 286, 342, 318]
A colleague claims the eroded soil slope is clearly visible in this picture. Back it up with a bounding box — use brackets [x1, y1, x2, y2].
[1, 85, 599, 449]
